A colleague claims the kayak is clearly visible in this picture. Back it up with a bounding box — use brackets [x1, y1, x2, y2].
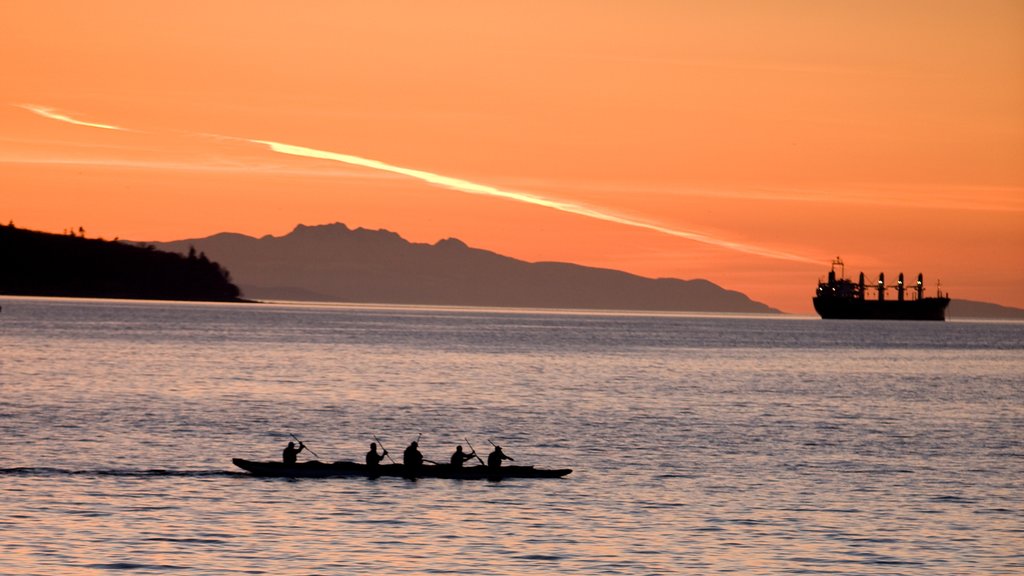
[232, 458, 572, 480]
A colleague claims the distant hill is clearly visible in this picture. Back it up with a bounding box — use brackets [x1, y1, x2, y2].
[148, 222, 781, 313]
[0, 225, 243, 302]
[948, 299, 1024, 320]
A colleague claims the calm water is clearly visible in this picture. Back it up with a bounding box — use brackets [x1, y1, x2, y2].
[1, 297, 1022, 575]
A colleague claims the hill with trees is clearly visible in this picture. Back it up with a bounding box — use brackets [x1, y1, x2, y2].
[1, 224, 243, 302]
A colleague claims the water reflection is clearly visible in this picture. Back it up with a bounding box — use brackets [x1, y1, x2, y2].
[0, 298, 1021, 574]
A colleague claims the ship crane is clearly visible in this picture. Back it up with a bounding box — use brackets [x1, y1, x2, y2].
[875, 272, 928, 301]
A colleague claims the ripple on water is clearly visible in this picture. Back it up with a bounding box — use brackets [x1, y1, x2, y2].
[1, 299, 1021, 575]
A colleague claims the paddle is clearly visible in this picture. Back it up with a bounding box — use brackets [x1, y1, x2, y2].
[373, 434, 397, 464]
[290, 433, 321, 460]
[464, 437, 486, 466]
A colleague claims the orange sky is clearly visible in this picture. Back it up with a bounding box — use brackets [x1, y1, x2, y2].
[2, 1, 1022, 313]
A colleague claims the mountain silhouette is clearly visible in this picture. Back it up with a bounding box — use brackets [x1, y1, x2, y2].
[146, 222, 780, 313]
[947, 299, 1024, 320]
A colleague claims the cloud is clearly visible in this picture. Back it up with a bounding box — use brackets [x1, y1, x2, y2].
[249, 139, 818, 263]
[0, 155, 380, 178]
[17, 104, 127, 131]
[14, 102, 817, 263]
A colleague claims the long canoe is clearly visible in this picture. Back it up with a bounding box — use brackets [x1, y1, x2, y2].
[232, 458, 571, 480]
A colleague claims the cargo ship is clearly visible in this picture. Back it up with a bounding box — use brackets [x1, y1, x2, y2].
[813, 258, 950, 321]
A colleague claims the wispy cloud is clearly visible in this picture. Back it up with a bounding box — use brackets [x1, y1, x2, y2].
[0, 155, 382, 178]
[14, 103, 817, 263]
[17, 104, 127, 131]
[249, 139, 817, 263]
[532, 179, 1024, 214]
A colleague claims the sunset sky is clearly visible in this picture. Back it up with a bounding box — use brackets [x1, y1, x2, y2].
[2, 1, 1022, 313]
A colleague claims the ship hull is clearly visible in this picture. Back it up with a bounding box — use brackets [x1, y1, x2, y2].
[813, 297, 950, 321]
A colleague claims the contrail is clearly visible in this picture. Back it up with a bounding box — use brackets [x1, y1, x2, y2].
[18, 104, 127, 131]
[249, 139, 817, 263]
[14, 103, 816, 263]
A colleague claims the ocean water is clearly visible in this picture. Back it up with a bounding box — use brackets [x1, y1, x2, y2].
[1, 296, 1021, 575]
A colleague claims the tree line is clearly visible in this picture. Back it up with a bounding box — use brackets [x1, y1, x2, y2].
[0, 223, 244, 302]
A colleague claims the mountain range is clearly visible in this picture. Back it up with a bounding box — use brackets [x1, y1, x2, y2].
[142, 222, 1024, 318]
[147, 223, 781, 313]
[947, 299, 1024, 320]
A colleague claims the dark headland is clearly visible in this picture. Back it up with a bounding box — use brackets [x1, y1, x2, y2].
[148, 222, 781, 314]
[0, 224, 244, 302]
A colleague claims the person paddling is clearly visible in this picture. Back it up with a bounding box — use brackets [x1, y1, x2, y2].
[403, 440, 424, 478]
[450, 445, 476, 468]
[282, 441, 305, 465]
[487, 445, 514, 470]
[366, 442, 388, 468]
